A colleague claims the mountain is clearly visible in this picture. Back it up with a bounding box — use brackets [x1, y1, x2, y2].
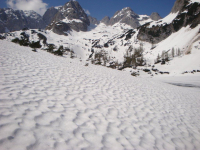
[88, 16, 99, 25]
[137, 0, 200, 44]
[0, 2, 161, 34]
[43, 7, 59, 26]
[150, 12, 162, 21]
[0, 8, 46, 33]
[109, 7, 140, 28]
[101, 16, 110, 25]
[46, 1, 90, 35]
[1, 0, 200, 77]
[100, 7, 161, 28]
[171, 0, 188, 13]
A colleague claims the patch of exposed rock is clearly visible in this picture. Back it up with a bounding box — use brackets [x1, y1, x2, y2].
[0, 8, 46, 33]
[137, 0, 200, 44]
[46, 1, 90, 35]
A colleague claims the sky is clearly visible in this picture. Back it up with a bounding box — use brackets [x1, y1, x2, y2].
[0, 0, 176, 20]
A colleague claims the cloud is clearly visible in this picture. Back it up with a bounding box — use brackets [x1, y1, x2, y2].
[6, 0, 48, 16]
[84, 9, 90, 15]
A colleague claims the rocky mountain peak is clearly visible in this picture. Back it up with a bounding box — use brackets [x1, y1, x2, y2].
[107, 7, 140, 28]
[43, 7, 59, 26]
[101, 7, 154, 28]
[150, 12, 162, 21]
[23, 10, 41, 20]
[101, 16, 110, 25]
[113, 7, 138, 19]
[62, 0, 87, 21]
[0, 8, 46, 33]
[46, 0, 90, 35]
[171, 0, 190, 13]
[88, 16, 99, 25]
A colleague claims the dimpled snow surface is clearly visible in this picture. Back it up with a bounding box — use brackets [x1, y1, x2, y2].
[0, 40, 200, 150]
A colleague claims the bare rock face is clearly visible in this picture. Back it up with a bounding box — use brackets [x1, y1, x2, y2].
[46, 0, 90, 35]
[137, 0, 200, 44]
[0, 8, 46, 33]
[171, 0, 189, 13]
[150, 12, 162, 21]
[100, 7, 160, 28]
[43, 7, 59, 26]
[88, 16, 99, 25]
[101, 16, 110, 25]
[0, 24, 4, 33]
[109, 7, 140, 28]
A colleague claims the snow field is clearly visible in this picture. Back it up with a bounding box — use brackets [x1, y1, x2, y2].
[148, 12, 179, 28]
[0, 40, 200, 150]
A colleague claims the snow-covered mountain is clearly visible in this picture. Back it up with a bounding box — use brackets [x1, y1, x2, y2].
[138, 0, 200, 44]
[0, 1, 159, 34]
[101, 7, 161, 28]
[0, 8, 46, 33]
[46, 1, 90, 35]
[0, 1, 91, 34]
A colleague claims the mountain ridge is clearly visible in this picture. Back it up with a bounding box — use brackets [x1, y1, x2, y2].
[100, 7, 162, 28]
[46, 1, 90, 35]
[0, 8, 46, 33]
[0, 1, 162, 33]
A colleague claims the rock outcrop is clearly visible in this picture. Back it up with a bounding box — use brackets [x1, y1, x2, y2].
[109, 7, 140, 28]
[43, 7, 59, 26]
[171, 0, 189, 13]
[137, 0, 200, 44]
[150, 12, 162, 21]
[88, 16, 99, 25]
[101, 7, 161, 28]
[102, 7, 140, 28]
[101, 16, 110, 25]
[46, 1, 90, 35]
[0, 8, 46, 33]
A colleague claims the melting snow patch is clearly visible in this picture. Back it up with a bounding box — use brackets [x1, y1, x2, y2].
[62, 18, 82, 24]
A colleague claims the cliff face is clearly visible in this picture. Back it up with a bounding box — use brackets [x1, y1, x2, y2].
[171, 0, 189, 13]
[101, 16, 110, 25]
[46, 1, 90, 35]
[0, 8, 46, 33]
[88, 16, 99, 25]
[137, 0, 200, 44]
[43, 7, 59, 26]
[150, 12, 162, 21]
[108, 7, 140, 28]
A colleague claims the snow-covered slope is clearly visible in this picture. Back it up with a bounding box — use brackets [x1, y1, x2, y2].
[1, 18, 200, 77]
[1, 0, 200, 77]
[148, 12, 179, 28]
[0, 40, 200, 150]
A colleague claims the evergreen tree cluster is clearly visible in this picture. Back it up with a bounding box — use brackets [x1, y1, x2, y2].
[12, 32, 42, 48]
[123, 45, 145, 68]
[155, 47, 182, 64]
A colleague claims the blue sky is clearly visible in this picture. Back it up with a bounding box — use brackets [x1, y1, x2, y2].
[1, 0, 176, 20]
